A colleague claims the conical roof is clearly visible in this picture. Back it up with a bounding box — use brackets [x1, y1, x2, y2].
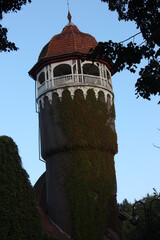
[38, 23, 97, 60]
[29, 20, 112, 80]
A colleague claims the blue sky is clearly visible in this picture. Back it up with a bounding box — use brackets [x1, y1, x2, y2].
[1, 0, 159, 203]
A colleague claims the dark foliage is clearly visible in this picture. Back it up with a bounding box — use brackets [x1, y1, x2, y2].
[89, 0, 160, 102]
[0, 136, 42, 240]
[57, 89, 119, 239]
[119, 190, 160, 240]
[42, 235, 60, 240]
[0, 0, 31, 52]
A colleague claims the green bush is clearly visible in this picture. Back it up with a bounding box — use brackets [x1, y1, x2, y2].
[0, 136, 42, 240]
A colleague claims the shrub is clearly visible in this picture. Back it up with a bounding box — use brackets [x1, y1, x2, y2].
[0, 136, 42, 240]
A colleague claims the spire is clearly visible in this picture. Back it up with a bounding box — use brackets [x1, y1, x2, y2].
[67, 0, 72, 23]
[67, 10, 72, 23]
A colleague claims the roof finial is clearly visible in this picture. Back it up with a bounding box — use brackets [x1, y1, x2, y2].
[67, 0, 72, 23]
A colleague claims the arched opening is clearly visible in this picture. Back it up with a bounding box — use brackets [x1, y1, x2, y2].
[98, 91, 105, 102]
[54, 64, 71, 77]
[62, 89, 72, 103]
[83, 63, 99, 76]
[52, 92, 59, 102]
[38, 72, 45, 86]
[86, 89, 96, 103]
[74, 89, 84, 102]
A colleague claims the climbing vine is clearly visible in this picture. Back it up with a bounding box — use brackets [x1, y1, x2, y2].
[60, 89, 117, 153]
[56, 89, 119, 240]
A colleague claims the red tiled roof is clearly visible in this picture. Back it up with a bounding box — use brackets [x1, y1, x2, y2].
[29, 23, 113, 80]
[39, 23, 97, 60]
[38, 205, 69, 240]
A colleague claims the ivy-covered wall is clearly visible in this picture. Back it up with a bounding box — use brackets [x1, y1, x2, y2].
[60, 89, 117, 153]
[39, 88, 120, 239]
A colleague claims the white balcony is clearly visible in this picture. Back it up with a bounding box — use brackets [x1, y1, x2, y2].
[38, 74, 112, 98]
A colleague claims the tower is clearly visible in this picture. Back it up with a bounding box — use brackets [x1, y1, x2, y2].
[29, 13, 120, 240]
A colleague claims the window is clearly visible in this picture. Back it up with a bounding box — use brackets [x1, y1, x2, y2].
[38, 72, 45, 86]
[54, 64, 71, 77]
[83, 63, 99, 76]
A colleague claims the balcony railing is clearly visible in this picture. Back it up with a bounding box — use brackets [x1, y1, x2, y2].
[38, 74, 112, 97]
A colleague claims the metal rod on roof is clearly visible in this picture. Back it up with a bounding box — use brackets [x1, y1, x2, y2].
[67, 0, 72, 23]
[67, 0, 70, 12]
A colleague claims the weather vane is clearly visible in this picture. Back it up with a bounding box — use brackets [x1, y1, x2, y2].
[67, 0, 72, 23]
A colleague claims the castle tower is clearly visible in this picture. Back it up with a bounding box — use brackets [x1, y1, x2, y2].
[29, 13, 120, 240]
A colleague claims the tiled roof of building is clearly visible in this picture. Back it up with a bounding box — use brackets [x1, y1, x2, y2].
[38, 23, 97, 60]
[29, 20, 113, 80]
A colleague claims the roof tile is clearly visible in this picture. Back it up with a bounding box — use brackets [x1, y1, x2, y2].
[39, 24, 97, 60]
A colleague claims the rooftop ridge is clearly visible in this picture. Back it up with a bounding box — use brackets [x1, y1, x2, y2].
[70, 25, 77, 51]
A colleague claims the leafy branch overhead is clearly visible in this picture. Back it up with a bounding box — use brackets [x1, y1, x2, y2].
[0, 0, 31, 52]
[89, 0, 160, 102]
